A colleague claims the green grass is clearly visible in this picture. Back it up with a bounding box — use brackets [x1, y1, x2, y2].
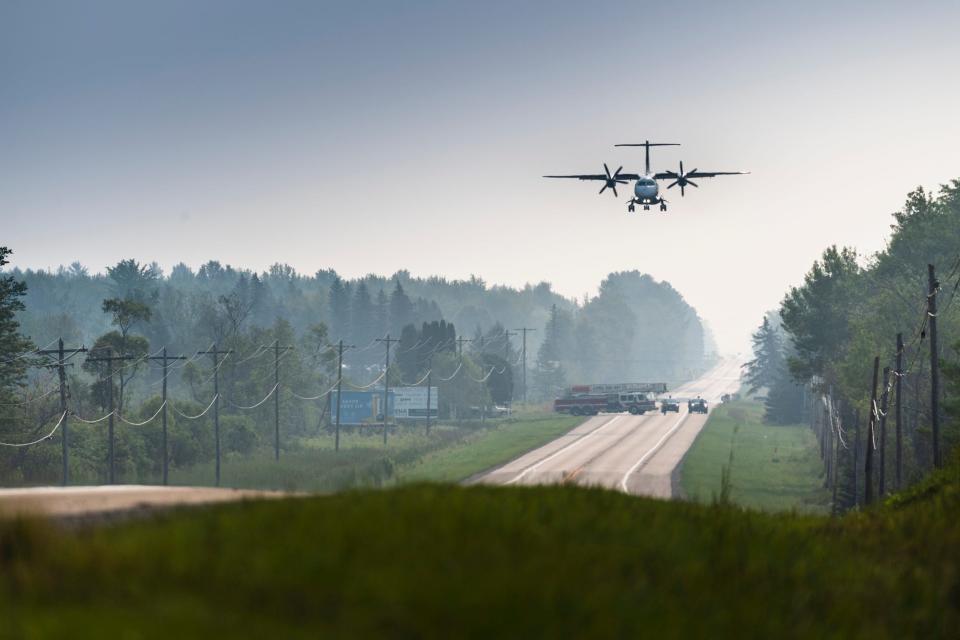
[164, 413, 578, 492]
[3, 458, 960, 637]
[681, 400, 830, 512]
[399, 413, 581, 482]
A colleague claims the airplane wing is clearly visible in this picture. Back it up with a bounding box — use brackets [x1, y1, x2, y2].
[652, 170, 748, 180]
[544, 173, 641, 181]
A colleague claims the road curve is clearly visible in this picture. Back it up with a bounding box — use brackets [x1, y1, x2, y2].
[476, 359, 743, 498]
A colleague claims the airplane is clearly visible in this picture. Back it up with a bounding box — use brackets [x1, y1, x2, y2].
[544, 140, 748, 213]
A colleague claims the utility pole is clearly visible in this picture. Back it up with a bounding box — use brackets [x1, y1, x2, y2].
[37, 339, 87, 486]
[514, 327, 536, 405]
[426, 355, 433, 436]
[503, 330, 517, 410]
[85, 348, 136, 484]
[928, 264, 941, 468]
[865, 356, 879, 506]
[376, 335, 400, 445]
[878, 366, 890, 496]
[146, 348, 188, 485]
[273, 340, 294, 461]
[895, 333, 904, 490]
[455, 336, 473, 358]
[333, 340, 355, 452]
[197, 345, 233, 486]
[853, 409, 860, 507]
[830, 400, 839, 516]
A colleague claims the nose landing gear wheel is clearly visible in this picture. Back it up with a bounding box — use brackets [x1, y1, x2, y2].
[643, 205, 650, 211]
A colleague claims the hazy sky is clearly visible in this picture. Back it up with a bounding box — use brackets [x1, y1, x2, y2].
[3, 0, 959, 353]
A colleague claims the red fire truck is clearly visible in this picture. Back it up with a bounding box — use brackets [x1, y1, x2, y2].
[553, 382, 667, 416]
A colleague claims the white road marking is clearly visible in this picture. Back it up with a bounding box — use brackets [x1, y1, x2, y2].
[505, 415, 624, 485]
[619, 410, 690, 493]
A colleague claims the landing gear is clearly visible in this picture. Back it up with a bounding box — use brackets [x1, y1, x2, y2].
[659, 202, 667, 212]
[628, 203, 635, 213]
[643, 205, 650, 211]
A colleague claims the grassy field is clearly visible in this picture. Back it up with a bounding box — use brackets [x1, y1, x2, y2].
[399, 412, 581, 482]
[165, 412, 578, 492]
[3, 456, 960, 637]
[681, 400, 830, 513]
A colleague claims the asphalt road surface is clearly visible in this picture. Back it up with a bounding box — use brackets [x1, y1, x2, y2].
[0, 485, 282, 519]
[477, 359, 743, 497]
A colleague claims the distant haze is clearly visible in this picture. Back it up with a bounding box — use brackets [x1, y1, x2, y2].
[3, 1, 959, 353]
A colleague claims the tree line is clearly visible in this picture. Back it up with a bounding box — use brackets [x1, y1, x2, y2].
[743, 179, 960, 511]
[1, 253, 710, 485]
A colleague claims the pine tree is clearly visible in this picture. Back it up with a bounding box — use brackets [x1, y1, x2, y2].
[0, 248, 33, 408]
[534, 304, 568, 400]
[396, 323, 420, 382]
[389, 280, 413, 334]
[350, 282, 374, 347]
[328, 276, 351, 342]
[742, 315, 783, 395]
[374, 289, 389, 338]
[764, 360, 804, 424]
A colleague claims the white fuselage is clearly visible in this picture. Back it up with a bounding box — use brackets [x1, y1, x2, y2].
[634, 176, 659, 202]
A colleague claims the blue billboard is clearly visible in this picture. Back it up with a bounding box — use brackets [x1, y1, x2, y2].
[329, 391, 395, 425]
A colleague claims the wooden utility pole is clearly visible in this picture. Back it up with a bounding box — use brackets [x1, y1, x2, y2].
[197, 345, 233, 486]
[273, 340, 294, 461]
[376, 335, 400, 445]
[865, 356, 879, 506]
[895, 333, 904, 490]
[878, 366, 890, 496]
[928, 264, 941, 468]
[38, 339, 87, 486]
[830, 399, 839, 515]
[85, 348, 136, 484]
[333, 340, 355, 452]
[514, 327, 536, 405]
[455, 336, 473, 358]
[853, 409, 860, 507]
[426, 361, 433, 436]
[146, 348, 187, 485]
[503, 330, 517, 410]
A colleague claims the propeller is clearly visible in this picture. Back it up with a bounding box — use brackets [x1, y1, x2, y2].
[665, 161, 699, 197]
[599, 163, 628, 197]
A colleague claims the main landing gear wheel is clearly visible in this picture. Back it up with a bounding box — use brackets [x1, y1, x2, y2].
[659, 203, 667, 212]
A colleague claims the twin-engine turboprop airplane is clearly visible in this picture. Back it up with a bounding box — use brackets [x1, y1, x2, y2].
[544, 141, 748, 212]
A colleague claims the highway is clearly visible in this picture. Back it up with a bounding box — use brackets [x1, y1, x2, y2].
[476, 359, 743, 497]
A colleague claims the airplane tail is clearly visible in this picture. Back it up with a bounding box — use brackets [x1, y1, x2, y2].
[614, 141, 680, 174]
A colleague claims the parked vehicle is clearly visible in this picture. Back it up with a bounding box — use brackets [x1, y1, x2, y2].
[688, 398, 708, 414]
[661, 398, 680, 414]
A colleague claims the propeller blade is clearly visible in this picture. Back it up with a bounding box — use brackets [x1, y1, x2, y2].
[680, 160, 684, 175]
[613, 166, 623, 179]
[604, 163, 612, 180]
[680, 185, 685, 197]
[612, 185, 619, 197]
[688, 168, 698, 176]
[599, 184, 607, 194]
[615, 179, 628, 185]
[667, 181, 679, 189]
[689, 180, 699, 188]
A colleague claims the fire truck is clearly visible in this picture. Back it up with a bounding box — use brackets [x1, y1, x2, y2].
[553, 382, 667, 416]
